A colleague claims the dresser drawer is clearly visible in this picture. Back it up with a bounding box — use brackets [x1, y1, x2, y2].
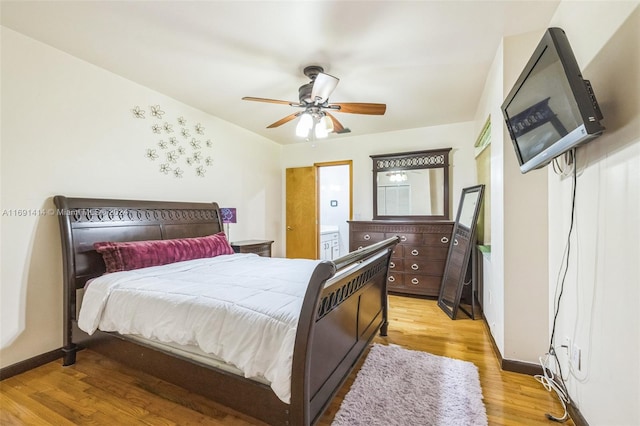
[352, 231, 385, 244]
[402, 274, 442, 297]
[424, 232, 453, 246]
[386, 272, 404, 289]
[388, 259, 404, 272]
[404, 245, 449, 261]
[404, 259, 447, 276]
[391, 245, 404, 258]
[385, 232, 423, 245]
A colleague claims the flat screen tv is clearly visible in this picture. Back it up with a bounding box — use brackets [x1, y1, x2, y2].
[501, 27, 604, 174]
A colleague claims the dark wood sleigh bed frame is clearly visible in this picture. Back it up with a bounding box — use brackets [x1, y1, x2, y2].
[53, 196, 399, 426]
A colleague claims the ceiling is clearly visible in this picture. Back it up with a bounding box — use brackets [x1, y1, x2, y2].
[1, 1, 560, 145]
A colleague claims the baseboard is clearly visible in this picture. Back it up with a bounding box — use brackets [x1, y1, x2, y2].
[0, 348, 63, 381]
[567, 399, 589, 426]
[481, 318, 590, 425]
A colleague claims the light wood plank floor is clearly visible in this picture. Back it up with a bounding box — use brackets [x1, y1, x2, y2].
[1, 296, 572, 425]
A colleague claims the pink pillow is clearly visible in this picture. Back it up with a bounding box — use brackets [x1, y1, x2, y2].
[94, 232, 235, 273]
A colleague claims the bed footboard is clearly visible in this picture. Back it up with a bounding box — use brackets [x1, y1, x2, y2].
[290, 236, 400, 425]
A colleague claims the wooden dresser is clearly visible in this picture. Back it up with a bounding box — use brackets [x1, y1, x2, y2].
[349, 221, 454, 297]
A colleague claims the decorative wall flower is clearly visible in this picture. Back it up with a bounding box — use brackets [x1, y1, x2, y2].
[131, 106, 146, 119]
[150, 105, 165, 119]
[189, 138, 201, 150]
[166, 151, 179, 163]
[132, 104, 216, 179]
[146, 149, 159, 160]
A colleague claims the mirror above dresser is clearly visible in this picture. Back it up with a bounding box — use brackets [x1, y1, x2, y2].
[349, 148, 454, 298]
[371, 148, 452, 221]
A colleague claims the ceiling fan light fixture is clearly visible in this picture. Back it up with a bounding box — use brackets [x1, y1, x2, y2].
[296, 112, 313, 137]
[315, 116, 329, 139]
[321, 115, 334, 133]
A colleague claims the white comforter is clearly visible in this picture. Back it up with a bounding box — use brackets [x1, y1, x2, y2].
[78, 253, 322, 403]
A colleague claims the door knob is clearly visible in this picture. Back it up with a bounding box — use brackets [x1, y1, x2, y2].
[287, 226, 293, 231]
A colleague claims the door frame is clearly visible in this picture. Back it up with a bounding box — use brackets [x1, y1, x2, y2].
[315, 160, 353, 258]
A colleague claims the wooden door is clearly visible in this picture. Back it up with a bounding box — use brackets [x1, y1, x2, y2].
[286, 167, 318, 259]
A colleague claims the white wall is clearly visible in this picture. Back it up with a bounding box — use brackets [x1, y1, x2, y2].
[474, 1, 639, 424]
[546, 3, 639, 424]
[0, 28, 282, 367]
[281, 122, 478, 232]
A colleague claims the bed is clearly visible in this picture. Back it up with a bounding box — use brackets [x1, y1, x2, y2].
[53, 196, 399, 425]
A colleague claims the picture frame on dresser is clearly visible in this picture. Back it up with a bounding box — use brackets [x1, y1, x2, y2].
[438, 184, 485, 319]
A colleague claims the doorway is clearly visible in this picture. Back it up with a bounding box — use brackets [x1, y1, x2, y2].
[316, 161, 352, 260]
[285, 161, 352, 260]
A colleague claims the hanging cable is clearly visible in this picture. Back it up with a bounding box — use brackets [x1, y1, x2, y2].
[534, 148, 578, 422]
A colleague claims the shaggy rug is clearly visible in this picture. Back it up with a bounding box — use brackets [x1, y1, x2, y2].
[332, 344, 488, 426]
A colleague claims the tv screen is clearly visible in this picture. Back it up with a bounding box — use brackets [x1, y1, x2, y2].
[501, 28, 604, 173]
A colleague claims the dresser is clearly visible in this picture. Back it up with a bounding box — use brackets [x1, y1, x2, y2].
[349, 221, 454, 297]
[230, 240, 274, 257]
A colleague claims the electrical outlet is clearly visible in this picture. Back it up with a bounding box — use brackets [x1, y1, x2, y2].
[571, 344, 582, 371]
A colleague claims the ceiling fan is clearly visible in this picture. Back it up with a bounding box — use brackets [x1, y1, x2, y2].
[242, 65, 386, 138]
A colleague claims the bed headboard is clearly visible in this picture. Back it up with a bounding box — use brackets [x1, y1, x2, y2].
[54, 196, 224, 322]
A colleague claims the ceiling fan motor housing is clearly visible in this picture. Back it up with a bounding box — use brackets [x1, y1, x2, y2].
[298, 83, 313, 104]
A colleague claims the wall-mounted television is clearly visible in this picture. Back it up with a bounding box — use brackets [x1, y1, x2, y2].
[501, 27, 604, 174]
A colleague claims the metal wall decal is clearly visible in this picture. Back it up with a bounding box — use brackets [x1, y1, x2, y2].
[131, 104, 215, 178]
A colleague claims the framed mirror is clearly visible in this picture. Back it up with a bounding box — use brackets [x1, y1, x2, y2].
[438, 184, 485, 319]
[371, 148, 452, 220]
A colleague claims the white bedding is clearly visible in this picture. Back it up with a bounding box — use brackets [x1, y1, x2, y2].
[78, 253, 323, 403]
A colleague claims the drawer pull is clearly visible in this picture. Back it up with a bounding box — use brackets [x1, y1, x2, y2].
[411, 264, 419, 270]
[400, 235, 407, 242]
[454, 239, 459, 246]
[411, 249, 419, 256]
[389, 262, 395, 269]
[364, 234, 371, 240]
[358, 246, 364, 250]
[388, 276, 395, 283]
[441, 236, 449, 243]
[411, 278, 419, 285]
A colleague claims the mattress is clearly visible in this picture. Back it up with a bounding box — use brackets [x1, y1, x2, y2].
[78, 253, 322, 403]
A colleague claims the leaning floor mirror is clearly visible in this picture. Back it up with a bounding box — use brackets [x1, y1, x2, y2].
[438, 184, 485, 319]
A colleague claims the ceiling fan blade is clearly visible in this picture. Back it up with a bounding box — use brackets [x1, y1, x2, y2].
[331, 102, 387, 115]
[266, 112, 301, 128]
[311, 72, 339, 104]
[242, 96, 301, 107]
[325, 112, 345, 133]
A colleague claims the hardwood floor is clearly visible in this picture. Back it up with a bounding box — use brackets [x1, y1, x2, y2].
[1, 296, 572, 425]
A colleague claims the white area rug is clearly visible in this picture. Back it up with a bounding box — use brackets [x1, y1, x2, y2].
[332, 344, 488, 426]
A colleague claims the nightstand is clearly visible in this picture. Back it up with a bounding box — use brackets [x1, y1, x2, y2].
[231, 240, 274, 257]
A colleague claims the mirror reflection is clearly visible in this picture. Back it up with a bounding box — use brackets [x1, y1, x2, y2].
[371, 148, 451, 220]
[376, 169, 445, 216]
